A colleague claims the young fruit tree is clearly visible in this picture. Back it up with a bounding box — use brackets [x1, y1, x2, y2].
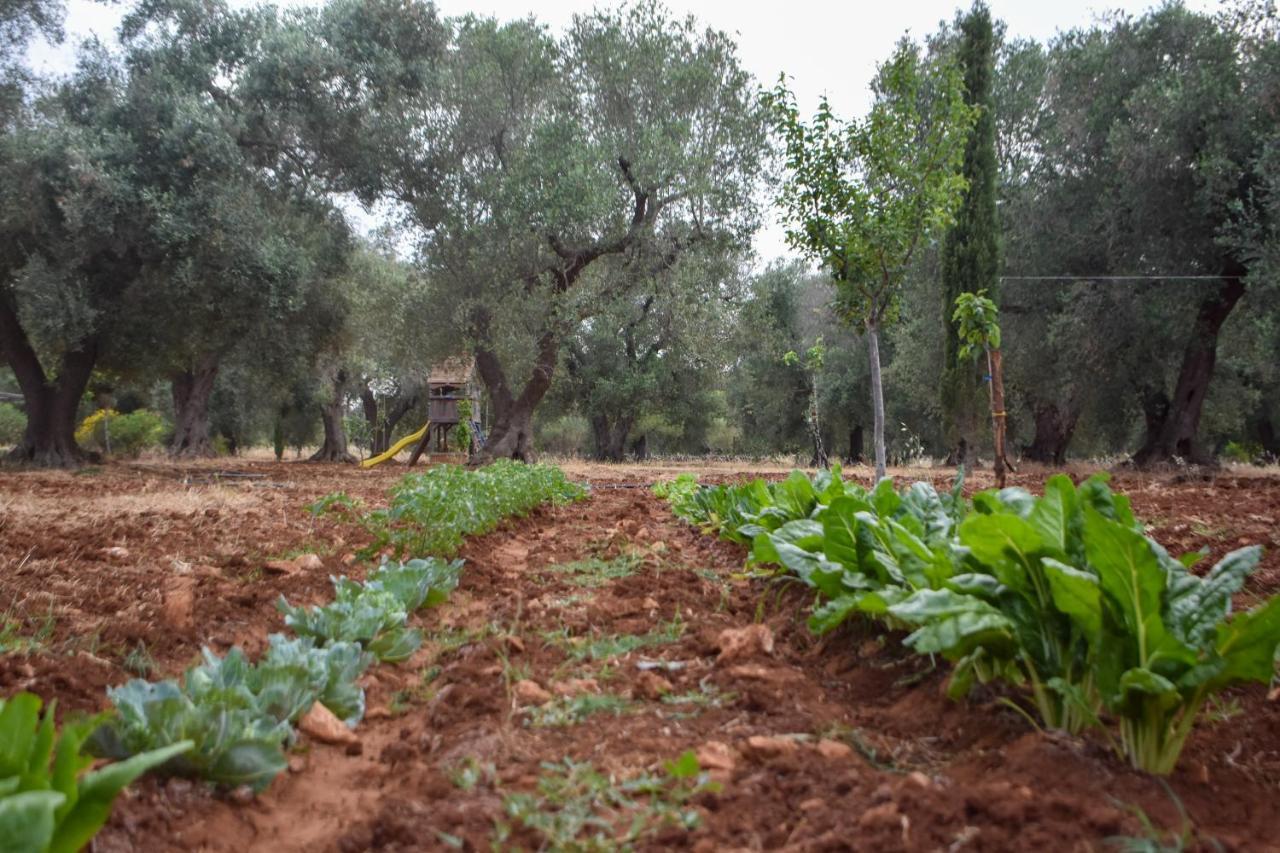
[765, 42, 976, 479]
[783, 338, 827, 468]
[952, 289, 1011, 486]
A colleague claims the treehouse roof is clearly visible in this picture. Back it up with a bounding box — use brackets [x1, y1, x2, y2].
[428, 357, 476, 388]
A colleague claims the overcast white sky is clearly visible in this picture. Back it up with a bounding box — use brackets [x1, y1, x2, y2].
[28, 0, 1219, 262]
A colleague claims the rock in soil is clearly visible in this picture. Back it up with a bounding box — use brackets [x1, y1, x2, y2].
[161, 575, 196, 630]
[634, 671, 673, 700]
[299, 702, 359, 747]
[716, 624, 775, 662]
[513, 679, 552, 706]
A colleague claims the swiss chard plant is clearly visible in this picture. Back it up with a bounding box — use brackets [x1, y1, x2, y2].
[0, 693, 190, 853]
[662, 468, 1280, 775]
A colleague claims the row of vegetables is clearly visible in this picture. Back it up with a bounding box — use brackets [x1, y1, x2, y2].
[655, 467, 1280, 775]
[3, 461, 584, 852]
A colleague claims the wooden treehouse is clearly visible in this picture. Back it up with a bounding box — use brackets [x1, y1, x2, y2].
[407, 357, 484, 465]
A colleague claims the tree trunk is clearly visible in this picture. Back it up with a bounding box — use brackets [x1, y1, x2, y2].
[848, 425, 863, 464]
[479, 397, 537, 462]
[1131, 272, 1245, 466]
[169, 356, 220, 457]
[1023, 402, 1078, 465]
[1, 294, 95, 467]
[987, 348, 1009, 488]
[630, 433, 648, 461]
[866, 321, 887, 481]
[472, 328, 559, 464]
[360, 383, 420, 455]
[591, 414, 633, 462]
[309, 367, 355, 463]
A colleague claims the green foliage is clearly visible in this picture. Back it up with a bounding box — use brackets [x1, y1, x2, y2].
[279, 557, 462, 663]
[319, 461, 586, 559]
[764, 43, 975, 330]
[951, 290, 1001, 360]
[454, 399, 472, 456]
[74, 410, 166, 458]
[663, 470, 1280, 774]
[91, 635, 373, 792]
[0, 692, 190, 853]
[495, 754, 718, 850]
[0, 402, 25, 446]
[524, 693, 632, 728]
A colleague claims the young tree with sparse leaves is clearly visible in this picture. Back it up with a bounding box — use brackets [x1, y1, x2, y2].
[765, 41, 976, 479]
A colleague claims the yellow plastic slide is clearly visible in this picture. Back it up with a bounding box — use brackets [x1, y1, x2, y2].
[360, 421, 430, 468]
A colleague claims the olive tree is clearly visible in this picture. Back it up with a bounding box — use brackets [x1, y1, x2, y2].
[337, 2, 765, 461]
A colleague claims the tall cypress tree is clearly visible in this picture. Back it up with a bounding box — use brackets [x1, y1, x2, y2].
[940, 1, 1000, 463]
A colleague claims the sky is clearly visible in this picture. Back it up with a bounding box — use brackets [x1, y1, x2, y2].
[28, 0, 1219, 261]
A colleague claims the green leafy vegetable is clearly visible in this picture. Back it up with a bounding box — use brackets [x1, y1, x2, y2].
[0, 692, 190, 853]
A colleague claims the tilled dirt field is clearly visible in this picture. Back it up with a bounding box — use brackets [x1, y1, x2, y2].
[0, 460, 1278, 851]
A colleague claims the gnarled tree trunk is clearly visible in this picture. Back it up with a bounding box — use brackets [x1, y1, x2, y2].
[1023, 401, 1079, 466]
[1131, 271, 1245, 466]
[473, 328, 559, 464]
[309, 366, 355, 463]
[169, 355, 220, 457]
[1, 294, 95, 467]
[591, 414, 634, 462]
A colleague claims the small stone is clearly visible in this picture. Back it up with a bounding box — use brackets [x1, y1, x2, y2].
[229, 785, 255, 806]
[858, 801, 901, 829]
[635, 671, 673, 700]
[288, 756, 307, 774]
[904, 771, 933, 789]
[815, 739, 855, 761]
[299, 702, 359, 746]
[513, 679, 553, 706]
[642, 597, 659, 610]
[364, 706, 392, 721]
[263, 560, 297, 576]
[295, 553, 324, 571]
[103, 546, 131, 561]
[504, 635, 525, 653]
[550, 678, 599, 697]
[799, 797, 825, 813]
[743, 735, 800, 760]
[696, 741, 737, 774]
[716, 625, 774, 663]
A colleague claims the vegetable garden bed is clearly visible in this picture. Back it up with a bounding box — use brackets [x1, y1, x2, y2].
[0, 460, 1276, 851]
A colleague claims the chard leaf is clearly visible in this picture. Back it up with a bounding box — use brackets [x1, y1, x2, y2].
[51, 741, 192, 853]
[1116, 667, 1180, 712]
[1083, 509, 1189, 669]
[889, 589, 1015, 657]
[870, 477, 900, 518]
[1207, 596, 1280, 687]
[0, 790, 64, 853]
[1028, 475, 1076, 556]
[1042, 558, 1102, 644]
[945, 573, 1006, 601]
[958, 513, 1044, 592]
[808, 595, 862, 635]
[1166, 546, 1263, 650]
